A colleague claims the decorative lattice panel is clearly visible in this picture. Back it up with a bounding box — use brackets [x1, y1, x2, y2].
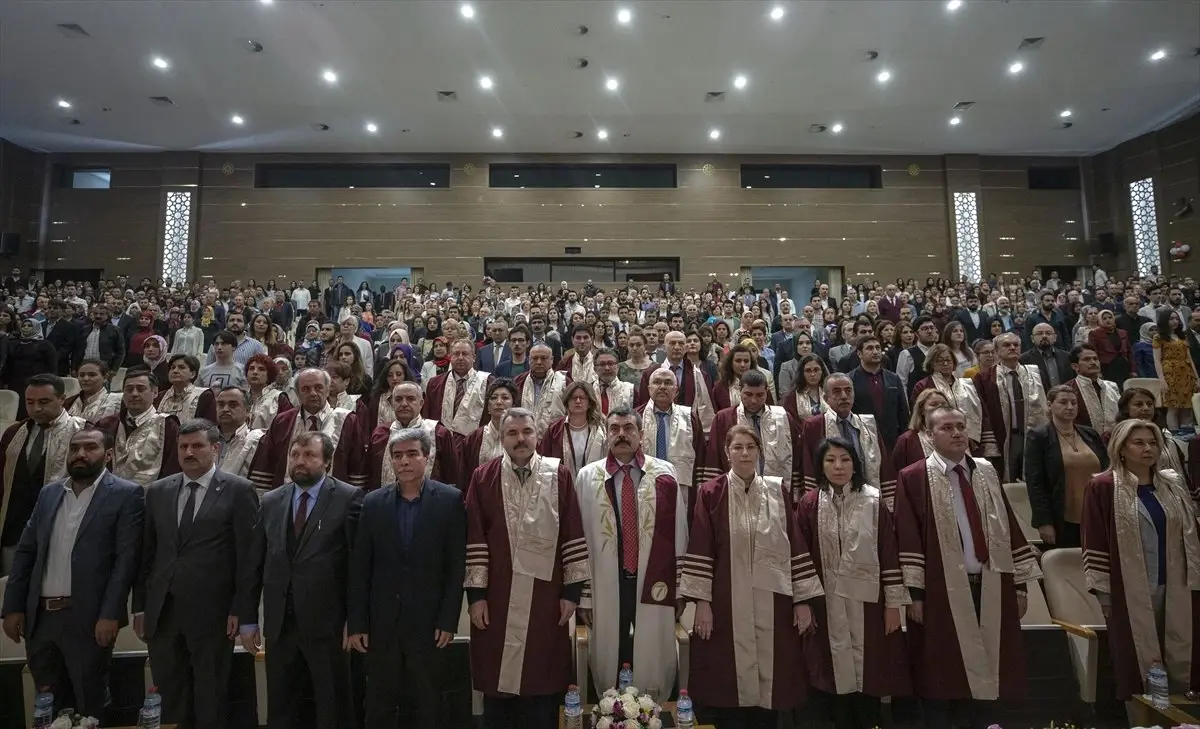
[952, 191, 981, 282]
[1130, 177, 1161, 276]
[161, 191, 192, 282]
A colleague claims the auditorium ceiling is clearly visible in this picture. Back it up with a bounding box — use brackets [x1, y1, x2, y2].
[0, 0, 1197, 155]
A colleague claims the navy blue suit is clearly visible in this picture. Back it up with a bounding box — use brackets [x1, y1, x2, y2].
[476, 341, 511, 374]
[1, 471, 144, 717]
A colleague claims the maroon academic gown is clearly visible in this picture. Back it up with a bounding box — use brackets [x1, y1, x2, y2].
[553, 351, 586, 381]
[891, 429, 929, 474]
[797, 413, 897, 502]
[461, 425, 501, 487]
[634, 402, 706, 492]
[893, 460, 1030, 700]
[95, 409, 182, 480]
[701, 406, 802, 487]
[363, 422, 460, 491]
[684, 474, 810, 709]
[634, 360, 713, 409]
[152, 386, 218, 423]
[421, 371, 494, 444]
[246, 408, 360, 489]
[972, 367, 1010, 476]
[1082, 470, 1200, 698]
[465, 458, 587, 697]
[796, 488, 911, 698]
[712, 380, 774, 412]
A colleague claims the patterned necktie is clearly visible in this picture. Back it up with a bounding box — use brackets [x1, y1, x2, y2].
[619, 466, 638, 572]
[294, 490, 310, 538]
[307, 415, 318, 432]
[600, 382, 610, 414]
[655, 411, 669, 459]
[453, 377, 466, 416]
[952, 465, 990, 563]
[1007, 370, 1025, 431]
[179, 481, 199, 538]
[27, 424, 46, 469]
[751, 413, 765, 471]
[515, 466, 531, 484]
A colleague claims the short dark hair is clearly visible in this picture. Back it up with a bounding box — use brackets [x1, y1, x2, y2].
[290, 431, 334, 461]
[571, 324, 592, 339]
[26, 373, 65, 397]
[855, 335, 881, 353]
[72, 425, 114, 450]
[741, 369, 768, 389]
[1069, 344, 1098, 364]
[217, 386, 251, 408]
[123, 367, 157, 388]
[178, 418, 220, 443]
[594, 347, 620, 364]
[77, 358, 109, 376]
[213, 330, 238, 347]
[605, 405, 640, 428]
[168, 353, 200, 375]
[508, 324, 531, 341]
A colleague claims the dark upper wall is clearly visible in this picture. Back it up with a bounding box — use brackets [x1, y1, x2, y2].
[0, 139, 44, 268]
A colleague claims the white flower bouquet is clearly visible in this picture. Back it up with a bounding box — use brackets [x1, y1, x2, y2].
[591, 686, 663, 729]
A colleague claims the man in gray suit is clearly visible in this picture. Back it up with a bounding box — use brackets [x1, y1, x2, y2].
[133, 418, 259, 729]
[348, 427, 466, 729]
[1, 427, 144, 718]
[240, 431, 363, 729]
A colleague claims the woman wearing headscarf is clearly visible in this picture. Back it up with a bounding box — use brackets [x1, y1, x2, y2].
[125, 308, 157, 368]
[1133, 322, 1157, 378]
[419, 336, 451, 389]
[3, 316, 57, 417]
[141, 334, 170, 388]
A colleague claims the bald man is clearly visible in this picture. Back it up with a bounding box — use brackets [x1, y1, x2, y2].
[1019, 322, 1071, 393]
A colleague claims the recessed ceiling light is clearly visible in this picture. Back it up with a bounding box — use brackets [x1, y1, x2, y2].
[946, 0, 963, 11]
[151, 56, 170, 70]
[733, 75, 748, 89]
[56, 99, 72, 109]
[709, 128, 721, 140]
[1150, 49, 1167, 61]
[478, 75, 494, 90]
[460, 4, 475, 19]
[1059, 109, 1072, 118]
[259, 0, 273, 4]
[616, 8, 632, 24]
[605, 77, 620, 91]
[949, 116, 962, 126]
[597, 129, 609, 140]
[1008, 61, 1024, 74]
[231, 114, 245, 125]
[769, 6, 785, 21]
[365, 122, 378, 133]
[322, 69, 338, 84]
[491, 127, 503, 138]
[831, 123, 844, 134]
[876, 69, 892, 83]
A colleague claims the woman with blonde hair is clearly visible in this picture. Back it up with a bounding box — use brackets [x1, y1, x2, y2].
[1082, 418, 1200, 702]
[536, 380, 606, 478]
[909, 343, 985, 455]
[890, 389, 950, 473]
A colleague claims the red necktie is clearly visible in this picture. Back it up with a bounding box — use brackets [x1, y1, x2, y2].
[294, 490, 310, 538]
[600, 383, 610, 414]
[953, 465, 990, 563]
[307, 415, 318, 431]
[619, 466, 638, 572]
[453, 377, 466, 416]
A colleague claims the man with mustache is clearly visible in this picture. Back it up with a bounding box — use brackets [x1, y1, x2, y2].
[133, 419, 259, 729]
[464, 407, 589, 728]
[240, 431, 363, 729]
[363, 382, 459, 491]
[574, 406, 687, 699]
[1, 428, 144, 719]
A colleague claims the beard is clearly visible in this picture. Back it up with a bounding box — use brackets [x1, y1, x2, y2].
[67, 459, 105, 481]
[292, 466, 325, 487]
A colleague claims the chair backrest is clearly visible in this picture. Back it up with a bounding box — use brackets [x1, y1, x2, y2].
[110, 367, 128, 394]
[62, 377, 81, 399]
[0, 390, 18, 423]
[1192, 393, 1200, 426]
[1003, 482, 1040, 544]
[1041, 547, 1104, 626]
[1021, 578, 1055, 626]
[1123, 377, 1163, 406]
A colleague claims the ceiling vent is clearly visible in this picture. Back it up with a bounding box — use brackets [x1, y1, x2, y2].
[149, 96, 175, 107]
[1018, 37, 1045, 50]
[436, 91, 457, 102]
[705, 91, 726, 102]
[245, 40, 264, 53]
[953, 101, 976, 111]
[55, 23, 90, 38]
[808, 124, 828, 134]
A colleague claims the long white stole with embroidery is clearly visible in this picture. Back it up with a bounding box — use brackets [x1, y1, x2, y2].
[822, 411, 883, 498]
[1074, 376, 1119, 435]
[115, 408, 171, 486]
[158, 384, 206, 422]
[379, 418, 438, 486]
[520, 371, 567, 436]
[641, 405, 697, 487]
[69, 391, 121, 424]
[440, 369, 490, 436]
[737, 405, 794, 490]
[0, 411, 86, 532]
[218, 424, 264, 480]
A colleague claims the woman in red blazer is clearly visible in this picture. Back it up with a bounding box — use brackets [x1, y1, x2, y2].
[1087, 309, 1132, 386]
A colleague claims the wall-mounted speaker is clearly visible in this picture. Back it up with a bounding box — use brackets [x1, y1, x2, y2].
[0, 232, 20, 256]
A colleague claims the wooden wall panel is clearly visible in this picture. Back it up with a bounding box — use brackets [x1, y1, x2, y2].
[0, 139, 43, 267]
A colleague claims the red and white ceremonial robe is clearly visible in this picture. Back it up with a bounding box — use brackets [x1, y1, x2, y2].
[249, 386, 295, 431]
[512, 371, 568, 437]
[217, 424, 264, 483]
[634, 360, 716, 434]
[96, 406, 182, 485]
[65, 390, 122, 424]
[702, 405, 802, 495]
[891, 428, 933, 475]
[536, 417, 606, 481]
[911, 374, 985, 451]
[1068, 375, 1120, 439]
[462, 422, 505, 486]
[0, 410, 88, 551]
[155, 384, 217, 424]
[595, 378, 633, 416]
[973, 363, 1048, 482]
[557, 350, 598, 388]
[422, 369, 491, 440]
[364, 417, 460, 491]
[799, 410, 895, 509]
[247, 404, 358, 488]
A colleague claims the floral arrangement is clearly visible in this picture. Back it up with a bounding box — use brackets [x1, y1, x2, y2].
[49, 715, 99, 729]
[592, 685, 662, 729]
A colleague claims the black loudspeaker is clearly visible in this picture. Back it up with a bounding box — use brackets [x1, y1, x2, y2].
[0, 233, 19, 256]
[1097, 232, 1117, 255]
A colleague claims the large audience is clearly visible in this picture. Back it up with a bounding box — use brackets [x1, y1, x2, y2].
[0, 260, 1198, 729]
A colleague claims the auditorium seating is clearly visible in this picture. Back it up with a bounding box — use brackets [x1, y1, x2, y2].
[1123, 377, 1163, 405]
[1040, 548, 1106, 706]
[1003, 482, 1041, 546]
[0, 391, 18, 426]
[62, 377, 80, 399]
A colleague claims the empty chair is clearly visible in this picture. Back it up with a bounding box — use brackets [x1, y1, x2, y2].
[0, 390, 18, 423]
[1004, 482, 1042, 546]
[1019, 578, 1082, 720]
[1040, 548, 1107, 705]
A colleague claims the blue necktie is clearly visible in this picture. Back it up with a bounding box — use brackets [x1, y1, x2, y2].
[655, 411, 669, 459]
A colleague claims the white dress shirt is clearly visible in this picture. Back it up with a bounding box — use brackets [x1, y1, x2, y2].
[41, 470, 106, 597]
[177, 465, 217, 524]
[930, 451, 984, 574]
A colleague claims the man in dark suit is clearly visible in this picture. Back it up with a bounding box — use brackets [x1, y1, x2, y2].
[44, 301, 80, 375]
[240, 431, 363, 729]
[1020, 322, 1072, 392]
[1115, 295, 1147, 346]
[75, 304, 124, 374]
[953, 293, 988, 343]
[325, 276, 353, 320]
[1, 427, 144, 718]
[494, 325, 531, 379]
[476, 318, 512, 374]
[348, 426, 466, 729]
[848, 335, 909, 450]
[134, 419, 259, 729]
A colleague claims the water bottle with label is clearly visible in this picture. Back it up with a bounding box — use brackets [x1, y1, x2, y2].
[617, 663, 634, 690]
[138, 687, 163, 729]
[1147, 659, 1170, 710]
[563, 684, 582, 729]
[32, 687, 54, 729]
[676, 689, 694, 729]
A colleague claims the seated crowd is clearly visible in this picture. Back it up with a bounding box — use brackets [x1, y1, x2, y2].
[0, 263, 1196, 729]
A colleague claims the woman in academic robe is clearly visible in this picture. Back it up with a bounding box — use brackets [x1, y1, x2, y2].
[891, 389, 949, 474]
[797, 436, 910, 728]
[536, 381, 606, 480]
[359, 357, 414, 444]
[712, 343, 774, 411]
[461, 378, 519, 484]
[909, 343, 984, 455]
[245, 353, 294, 430]
[1082, 418, 1200, 702]
[1120, 387, 1190, 489]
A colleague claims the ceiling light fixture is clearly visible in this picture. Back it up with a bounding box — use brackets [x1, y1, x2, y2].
[478, 75, 494, 90]
[151, 56, 170, 70]
[605, 77, 620, 91]
[1059, 109, 1072, 118]
[709, 128, 721, 140]
[260, 0, 273, 4]
[597, 129, 609, 140]
[616, 8, 632, 24]
[1008, 61, 1024, 74]
[365, 122, 378, 133]
[769, 6, 785, 21]
[946, 0, 963, 11]
[460, 4, 475, 19]
[830, 123, 844, 134]
[1150, 49, 1167, 61]
[491, 127, 503, 138]
[56, 99, 72, 109]
[322, 69, 338, 84]
[949, 116, 962, 126]
[876, 69, 892, 84]
[231, 114, 245, 125]
[733, 74, 748, 89]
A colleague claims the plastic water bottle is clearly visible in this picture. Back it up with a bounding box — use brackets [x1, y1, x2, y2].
[32, 687, 54, 729]
[1148, 660, 1170, 710]
[617, 663, 634, 690]
[563, 684, 582, 729]
[676, 689, 694, 729]
[138, 687, 163, 729]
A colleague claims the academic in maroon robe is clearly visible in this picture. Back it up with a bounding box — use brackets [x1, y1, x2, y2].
[153, 386, 217, 423]
[363, 421, 460, 491]
[634, 361, 712, 409]
[247, 407, 360, 489]
[797, 412, 896, 507]
[95, 408, 182, 484]
[701, 406, 802, 490]
[891, 428, 931, 474]
[711, 380, 775, 412]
